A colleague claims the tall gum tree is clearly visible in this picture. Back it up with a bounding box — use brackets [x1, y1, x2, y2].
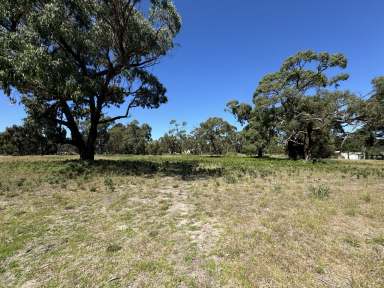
[0, 0, 181, 160]
[228, 51, 362, 159]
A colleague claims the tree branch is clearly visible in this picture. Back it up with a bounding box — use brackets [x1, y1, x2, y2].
[99, 95, 139, 124]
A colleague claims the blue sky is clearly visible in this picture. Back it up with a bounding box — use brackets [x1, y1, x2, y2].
[1, 0, 383, 138]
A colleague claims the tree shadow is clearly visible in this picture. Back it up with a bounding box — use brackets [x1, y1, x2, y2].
[59, 159, 224, 180]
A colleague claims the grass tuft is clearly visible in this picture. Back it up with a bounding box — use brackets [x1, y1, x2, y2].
[309, 184, 330, 200]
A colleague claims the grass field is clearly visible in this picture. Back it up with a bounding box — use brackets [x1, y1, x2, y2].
[0, 155, 383, 287]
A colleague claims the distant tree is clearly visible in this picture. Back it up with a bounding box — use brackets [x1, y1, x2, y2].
[227, 100, 275, 157]
[125, 121, 152, 154]
[105, 124, 125, 154]
[193, 117, 236, 155]
[106, 121, 152, 154]
[0, 0, 181, 161]
[336, 129, 370, 153]
[0, 115, 66, 155]
[146, 140, 162, 155]
[158, 120, 188, 154]
[0, 125, 25, 155]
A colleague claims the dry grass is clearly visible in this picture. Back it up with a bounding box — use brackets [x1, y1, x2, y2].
[0, 156, 383, 287]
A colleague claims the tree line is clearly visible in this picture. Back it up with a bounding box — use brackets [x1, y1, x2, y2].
[1, 93, 383, 158]
[0, 1, 383, 160]
[0, 117, 240, 156]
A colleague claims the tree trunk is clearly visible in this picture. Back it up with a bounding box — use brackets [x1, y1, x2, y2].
[287, 140, 304, 160]
[80, 128, 98, 161]
[287, 140, 297, 160]
[59, 99, 95, 161]
[79, 102, 101, 162]
[257, 147, 263, 158]
[304, 126, 313, 161]
[210, 136, 218, 155]
[79, 145, 95, 161]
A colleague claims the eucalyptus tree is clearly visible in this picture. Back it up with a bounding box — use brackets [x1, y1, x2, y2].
[193, 117, 237, 155]
[289, 90, 361, 159]
[0, 116, 65, 155]
[158, 120, 188, 154]
[106, 120, 151, 154]
[229, 50, 360, 159]
[227, 100, 275, 157]
[0, 0, 181, 160]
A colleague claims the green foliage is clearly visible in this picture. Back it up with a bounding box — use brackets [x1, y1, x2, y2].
[0, 0, 181, 160]
[104, 176, 115, 192]
[362, 77, 384, 139]
[227, 100, 275, 157]
[192, 117, 237, 155]
[0, 115, 66, 156]
[106, 121, 152, 155]
[255, 51, 356, 160]
[229, 50, 363, 160]
[157, 120, 189, 154]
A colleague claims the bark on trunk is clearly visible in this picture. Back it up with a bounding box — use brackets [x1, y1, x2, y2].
[304, 126, 313, 161]
[79, 125, 98, 161]
[79, 144, 95, 161]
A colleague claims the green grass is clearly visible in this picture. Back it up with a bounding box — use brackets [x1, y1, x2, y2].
[0, 155, 384, 287]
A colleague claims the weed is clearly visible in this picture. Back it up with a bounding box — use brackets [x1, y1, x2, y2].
[104, 176, 115, 192]
[361, 192, 371, 203]
[345, 208, 357, 217]
[314, 263, 326, 274]
[272, 183, 282, 193]
[344, 236, 360, 248]
[344, 199, 359, 217]
[368, 235, 384, 246]
[309, 184, 330, 200]
[47, 175, 61, 185]
[224, 173, 238, 184]
[106, 244, 122, 253]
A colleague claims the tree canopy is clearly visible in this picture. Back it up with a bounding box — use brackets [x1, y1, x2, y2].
[0, 115, 66, 155]
[193, 117, 237, 155]
[106, 120, 152, 155]
[364, 77, 384, 138]
[228, 50, 363, 159]
[0, 0, 181, 160]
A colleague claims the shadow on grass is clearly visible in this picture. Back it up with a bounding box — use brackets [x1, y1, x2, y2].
[58, 159, 224, 180]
